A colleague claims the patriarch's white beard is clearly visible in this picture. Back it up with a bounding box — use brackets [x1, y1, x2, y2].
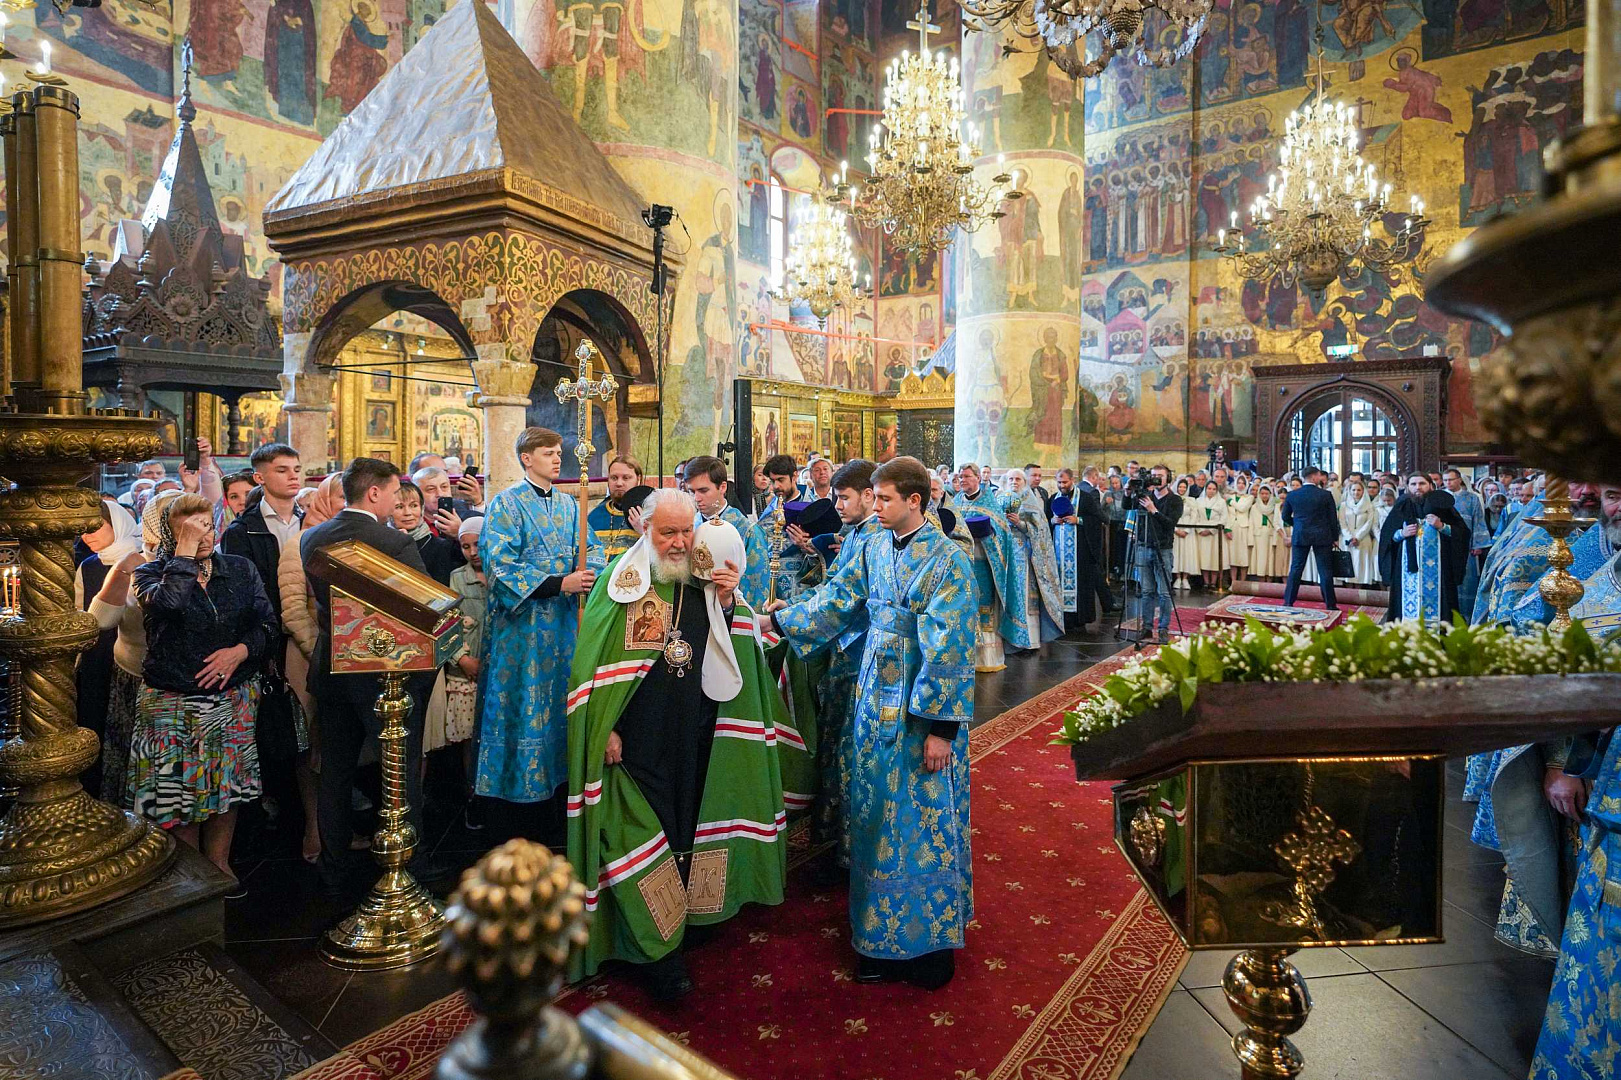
[652, 553, 693, 586]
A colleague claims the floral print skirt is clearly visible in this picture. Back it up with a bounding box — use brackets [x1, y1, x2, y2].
[127, 681, 261, 827]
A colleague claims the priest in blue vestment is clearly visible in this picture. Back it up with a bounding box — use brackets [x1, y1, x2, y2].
[1376, 477, 1470, 623]
[764, 456, 975, 989]
[1471, 482, 1619, 956]
[1530, 534, 1621, 1079]
[477, 427, 605, 823]
[952, 463, 1032, 670]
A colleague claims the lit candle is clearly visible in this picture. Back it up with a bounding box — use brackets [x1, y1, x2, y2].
[38, 39, 51, 75]
[1218, 228, 1227, 247]
[0, 12, 8, 49]
[1230, 210, 1238, 228]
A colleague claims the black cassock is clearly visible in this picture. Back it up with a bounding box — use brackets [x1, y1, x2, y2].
[1377, 490, 1471, 623]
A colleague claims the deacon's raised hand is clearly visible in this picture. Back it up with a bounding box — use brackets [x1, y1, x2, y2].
[605, 730, 623, 767]
[627, 506, 645, 535]
[1402, 522, 1419, 538]
[563, 568, 597, 594]
[786, 523, 815, 553]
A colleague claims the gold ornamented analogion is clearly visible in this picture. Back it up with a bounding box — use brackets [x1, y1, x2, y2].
[0, 69, 175, 928]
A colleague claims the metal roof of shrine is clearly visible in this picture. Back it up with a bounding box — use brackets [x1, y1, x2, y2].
[264, 0, 648, 245]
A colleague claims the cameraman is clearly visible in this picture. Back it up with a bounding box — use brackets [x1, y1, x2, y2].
[1131, 465, 1183, 644]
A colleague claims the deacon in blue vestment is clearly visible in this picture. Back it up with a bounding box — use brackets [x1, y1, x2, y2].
[1470, 483, 1617, 955]
[810, 459, 886, 866]
[766, 456, 975, 990]
[751, 452, 818, 605]
[1376, 480, 1470, 624]
[952, 464, 1034, 665]
[586, 455, 646, 560]
[1531, 547, 1621, 1078]
[477, 427, 604, 807]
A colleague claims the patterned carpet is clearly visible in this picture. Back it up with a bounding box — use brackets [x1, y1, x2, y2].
[291, 654, 1185, 1080]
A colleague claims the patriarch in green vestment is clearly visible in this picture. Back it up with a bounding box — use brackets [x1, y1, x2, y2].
[566, 490, 787, 1000]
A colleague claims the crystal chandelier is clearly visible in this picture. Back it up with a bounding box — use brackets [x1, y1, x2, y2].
[772, 177, 873, 324]
[1214, 28, 1429, 293]
[849, 2, 1016, 257]
[959, 0, 1211, 80]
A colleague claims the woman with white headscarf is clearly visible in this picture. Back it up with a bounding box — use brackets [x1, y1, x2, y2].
[72, 499, 141, 795]
[1339, 478, 1380, 585]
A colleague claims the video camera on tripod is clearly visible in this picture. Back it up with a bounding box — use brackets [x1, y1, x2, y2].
[1123, 466, 1154, 500]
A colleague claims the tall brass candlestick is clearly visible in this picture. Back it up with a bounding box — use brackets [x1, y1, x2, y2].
[30, 84, 83, 411]
[1528, 476, 1585, 631]
[7, 91, 40, 391]
[0, 70, 172, 927]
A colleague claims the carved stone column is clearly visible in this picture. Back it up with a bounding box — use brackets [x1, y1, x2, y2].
[279, 363, 335, 476]
[471, 348, 536, 495]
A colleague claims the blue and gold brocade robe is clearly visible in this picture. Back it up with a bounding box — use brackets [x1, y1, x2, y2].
[477, 482, 604, 802]
[587, 498, 638, 561]
[954, 487, 1033, 649]
[774, 521, 976, 960]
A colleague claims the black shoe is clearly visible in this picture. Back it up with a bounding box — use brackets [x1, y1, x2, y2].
[462, 798, 486, 832]
[855, 955, 905, 984]
[640, 950, 694, 1001]
[903, 950, 956, 990]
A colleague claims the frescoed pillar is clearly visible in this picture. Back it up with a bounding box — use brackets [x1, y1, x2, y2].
[519, 0, 741, 464]
[953, 26, 1083, 471]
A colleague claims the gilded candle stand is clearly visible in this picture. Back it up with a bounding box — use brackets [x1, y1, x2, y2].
[306, 540, 463, 969]
[0, 67, 177, 927]
[1073, 674, 1621, 1080]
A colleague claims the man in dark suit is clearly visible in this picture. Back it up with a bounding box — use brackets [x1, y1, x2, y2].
[1281, 466, 1340, 610]
[300, 457, 434, 889]
[1025, 462, 1054, 523]
[1057, 466, 1116, 628]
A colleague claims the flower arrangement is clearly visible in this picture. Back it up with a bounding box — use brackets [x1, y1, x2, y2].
[1055, 615, 1621, 747]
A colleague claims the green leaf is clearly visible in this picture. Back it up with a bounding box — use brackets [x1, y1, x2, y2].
[1178, 677, 1198, 713]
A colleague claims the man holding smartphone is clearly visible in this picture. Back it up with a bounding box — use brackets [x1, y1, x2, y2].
[409, 451, 485, 517]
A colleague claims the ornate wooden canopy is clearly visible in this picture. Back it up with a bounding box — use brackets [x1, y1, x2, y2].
[83, 49, 282, 434]
[263, 0, 672, 378]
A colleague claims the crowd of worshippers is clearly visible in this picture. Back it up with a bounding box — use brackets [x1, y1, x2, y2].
[66, 432, 1621, 1044]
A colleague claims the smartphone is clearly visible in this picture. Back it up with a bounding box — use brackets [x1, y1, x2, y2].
[437, 496, 454, 516]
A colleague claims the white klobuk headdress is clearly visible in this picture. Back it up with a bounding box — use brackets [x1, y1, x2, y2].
[607, 521, 746, 701]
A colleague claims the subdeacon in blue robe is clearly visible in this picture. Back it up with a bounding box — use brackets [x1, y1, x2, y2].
[774, 520, 977, 961]
[1001, 489, 1066, 645]
[953, 486, 1034, 650]
[1530, 559, 1621, 1079]
[1470, 522, 1613, 954]
[587, 498, 638, 561]
[810, 513, 886, 866]
[476, 482, 604, 802]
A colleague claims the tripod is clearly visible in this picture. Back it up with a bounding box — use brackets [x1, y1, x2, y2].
[1111, 496, 1187, 649]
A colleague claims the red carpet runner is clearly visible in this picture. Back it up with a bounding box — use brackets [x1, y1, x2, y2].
[293, 656, 1186, 1080]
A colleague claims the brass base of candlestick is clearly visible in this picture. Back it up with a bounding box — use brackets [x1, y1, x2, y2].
[321, 671, 445, 970]
[0, 411, 173, 928]
[1222, 948, 1311, 1080]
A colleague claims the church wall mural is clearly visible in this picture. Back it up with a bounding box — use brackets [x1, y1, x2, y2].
[1075, 0, 1584, 471]
[3, 0, 1583, 474]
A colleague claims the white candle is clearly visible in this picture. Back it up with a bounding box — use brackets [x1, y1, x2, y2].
[38, 39, 51, 75]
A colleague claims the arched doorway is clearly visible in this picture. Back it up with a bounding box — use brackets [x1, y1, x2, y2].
[1287, 390, 1403, 477]
[307, 281, 478, 470]
[528, 289, 655, 474]
[1251, 359, 1449, 478]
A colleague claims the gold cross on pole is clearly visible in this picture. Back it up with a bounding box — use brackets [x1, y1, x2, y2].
[554, 339, 617, 591]
[906, 1, 940, 51]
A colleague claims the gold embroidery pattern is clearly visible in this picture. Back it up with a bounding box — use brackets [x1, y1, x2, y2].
[636, 856, 687, 942]
[687, 849, 729, 915]
[613, 564, 643, 594]
[692, 543, 715, 577]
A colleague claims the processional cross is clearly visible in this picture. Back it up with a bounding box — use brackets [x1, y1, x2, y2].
[906, 1, 940, 50]
[555, 340, 617, 612]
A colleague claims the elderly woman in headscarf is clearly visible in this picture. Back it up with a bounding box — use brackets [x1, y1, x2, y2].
[129, 492, 277, 890]
[1377, 474, 1471, 623]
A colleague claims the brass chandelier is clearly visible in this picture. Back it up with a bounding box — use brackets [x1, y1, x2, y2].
[959, 0, 1211, 80]
[848, 2, 1016, 257]
[773, 176, 873, 324]
[1213, 28, 1429, 293]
